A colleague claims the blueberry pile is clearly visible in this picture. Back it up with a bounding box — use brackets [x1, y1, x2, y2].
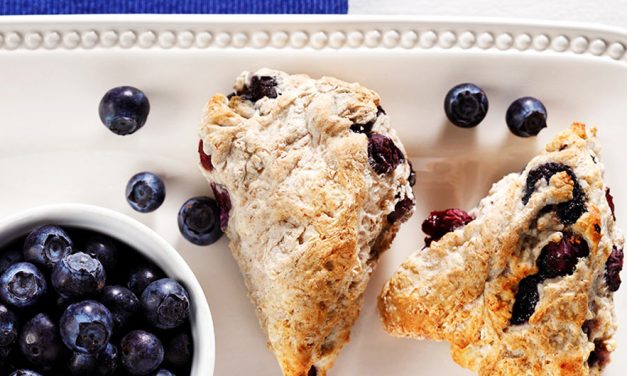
[0, 225, 193, 375]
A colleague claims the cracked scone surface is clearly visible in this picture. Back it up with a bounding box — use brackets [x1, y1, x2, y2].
[199, 68, 414, 376]
[379, 123, 623, 375]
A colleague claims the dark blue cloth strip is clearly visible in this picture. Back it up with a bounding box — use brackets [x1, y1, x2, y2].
[0, 0, 348, 15]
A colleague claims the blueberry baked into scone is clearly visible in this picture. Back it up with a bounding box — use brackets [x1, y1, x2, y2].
[379, 123, 623, 375]
[198, 68, 415, 375]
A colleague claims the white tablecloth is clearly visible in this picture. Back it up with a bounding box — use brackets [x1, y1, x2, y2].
[350, 0, 627, 29]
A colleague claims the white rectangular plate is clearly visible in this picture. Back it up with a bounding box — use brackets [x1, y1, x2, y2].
[1, 15, 626, 376]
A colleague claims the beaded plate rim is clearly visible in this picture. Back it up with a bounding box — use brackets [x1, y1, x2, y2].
[0, 15, 625, 63]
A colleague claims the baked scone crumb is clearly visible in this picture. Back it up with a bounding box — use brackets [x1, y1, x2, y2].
[379, 123, 623, 376]
[199, 68, 414, 375]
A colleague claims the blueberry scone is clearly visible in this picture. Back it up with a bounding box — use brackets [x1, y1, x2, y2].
[198, 69, 415, 375]
[379, 123, 623, 375]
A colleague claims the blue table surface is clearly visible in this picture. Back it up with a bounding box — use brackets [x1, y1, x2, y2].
[0, 0, 348, 15]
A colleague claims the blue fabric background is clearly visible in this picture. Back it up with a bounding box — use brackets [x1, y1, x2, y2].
[0, 0, 348, 15]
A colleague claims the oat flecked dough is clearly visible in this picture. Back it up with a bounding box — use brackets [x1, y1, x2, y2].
[199, 69, 415, 376]
[379, 123, 624, 376]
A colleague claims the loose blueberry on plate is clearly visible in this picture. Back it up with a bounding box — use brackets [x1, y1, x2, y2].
[0, 304, 18, 347]
[18, 313, 63, 370]
[506, 96, 548, 137]
[127, 264, 163, 297]
[68, 342, 118, 376]
[141, 278, 190, 330]
[52, 252, 106, 299]
[99, 86, 150, 136]
[444, 83, 489, 128]
[0, 262, 47, 309]
[60, 300, 113, 354]
[121, 330, 164, 375]
[101, 285, 139, 329]
[23, 225, 73, 270]
[126, 172, 166, 213]
[84, 235, 118, 272]
[178, 197, 223, 246]
[164, 332, 192, 368]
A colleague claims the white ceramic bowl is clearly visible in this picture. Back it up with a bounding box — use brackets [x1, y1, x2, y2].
[0, 203, 215, 375]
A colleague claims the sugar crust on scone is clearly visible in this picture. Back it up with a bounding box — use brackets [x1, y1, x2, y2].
[379, 123, 623, 376]
[199, 68, 414, 376]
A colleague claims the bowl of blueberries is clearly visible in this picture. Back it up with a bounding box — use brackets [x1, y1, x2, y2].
[0, 203, 214, 376]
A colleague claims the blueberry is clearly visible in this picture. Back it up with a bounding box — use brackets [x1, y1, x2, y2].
[210, 183, 232, 231]
[9, 370, 42, 376]
[84, 235, 118, 272]
[444, 83, 489, 128]
[0, 343, 11, 360]
[0, 262, 47, 309]
[97, 342, 119, 375]
[606, 188, 616, 220]
[605, 246, 623, 292]
[407, 160, 416, 187]
[350, 105, 387, 134]
[510, 275, 541, 325]
[198, 139, 213, 171]
[523, 163, 586, 225]
[127, 264, 163, 297]
[100, 285, 139, 329]
[60, 300, 113, 354]
[141, 279, 190, 330]
[0, 304, 18, 347]
[69, 342, 118, 376]
[164, 332, 192, 368]
[0, 249, 23, 274]
[121, 330, 164, 375]
[387, 198, 415, 223]
[23, 225, 73, 270]
[99, 86, 150, 136]
[177, 196, 223, 246]
[126, 172, 166, 213]
[18, 313, 63, 370]
[367, 134, 404, 175]
[588, 340, 610, 367]
[68, 350, 97, 376]
[52, 252, 106, 299]
[506, 97, 547, 137]
[537, 233, 589, 279]
[422, 209, 474, 246]
[237, 75, 278, 102]
[153, 369, 175, 376]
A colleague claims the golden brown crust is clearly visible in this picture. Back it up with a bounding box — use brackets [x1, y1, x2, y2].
[199, 69, 414, 375]
[379, 123, 623, 375]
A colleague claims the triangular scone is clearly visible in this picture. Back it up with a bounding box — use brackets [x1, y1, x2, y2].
[199, 69, 415, 376]
[379, 123, 623, 375]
